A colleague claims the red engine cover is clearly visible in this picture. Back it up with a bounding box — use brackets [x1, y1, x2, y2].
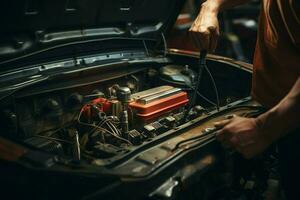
[81, 98, 111, 120]
[129, 91, 189, 121]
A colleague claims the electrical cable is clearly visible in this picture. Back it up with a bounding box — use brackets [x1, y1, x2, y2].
[183, 86, 217, 107]
[197, 90, 217, 106]
[77, 105, 132, 145]
[106, 121, 120, 136]
[161, 32, 168, 56]
[109, 121, 122, 136]
[78, 120, 132, 145]
[203, 62, 220, 111]
[98, 118, 120, 136]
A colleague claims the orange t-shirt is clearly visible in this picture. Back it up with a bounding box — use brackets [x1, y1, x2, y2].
[252, 0, 300, 108]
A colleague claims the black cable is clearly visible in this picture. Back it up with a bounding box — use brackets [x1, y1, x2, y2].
[203, 63, 220, 111]
[196, 90, 217, 106]
[183, 86, 217, 106]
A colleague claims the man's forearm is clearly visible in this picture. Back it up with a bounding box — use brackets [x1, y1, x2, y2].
[202, 0, 252, 14]
[256, 77, 300, 141]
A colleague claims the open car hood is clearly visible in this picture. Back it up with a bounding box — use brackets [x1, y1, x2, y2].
[0, 0, 185, 66]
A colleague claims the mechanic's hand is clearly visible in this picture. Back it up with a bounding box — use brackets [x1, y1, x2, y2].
[189, 2, 220, 52]
[214, 116, 272, 159]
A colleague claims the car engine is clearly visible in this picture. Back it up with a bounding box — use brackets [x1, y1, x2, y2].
[2, 63, 219, 164]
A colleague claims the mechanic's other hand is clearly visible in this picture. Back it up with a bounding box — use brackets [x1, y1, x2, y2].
[189, 2, 220, 52]
[214, 116, 272, 159]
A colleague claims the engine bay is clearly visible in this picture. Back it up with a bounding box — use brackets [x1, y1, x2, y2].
[0, 56, 252, 166]
[0, 52, 278, 200]
[3, 63, 216, 164]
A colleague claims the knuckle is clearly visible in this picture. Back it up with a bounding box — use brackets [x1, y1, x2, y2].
[191, 25, 198, 30]
[189, 28, 196, 33]
[207, 25, 217, 31]
[198, 26, 209, 33]
[200, 30, 210, 36]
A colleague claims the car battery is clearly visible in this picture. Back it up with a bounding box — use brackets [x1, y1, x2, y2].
[129, 86, 189, 121]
